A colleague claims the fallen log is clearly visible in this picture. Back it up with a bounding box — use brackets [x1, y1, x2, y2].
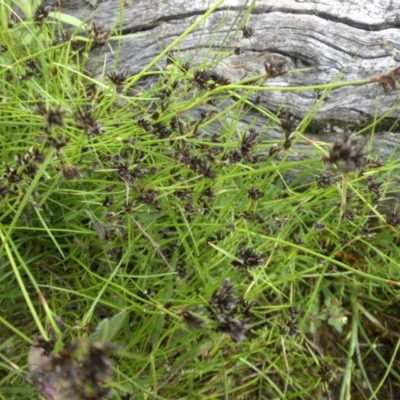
[40, 0, 400, 194]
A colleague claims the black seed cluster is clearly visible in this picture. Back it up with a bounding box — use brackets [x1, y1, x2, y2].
[371, 66, 400, 93]
[318, 172, 333, 188]
[179, 152, 216, 179]
[241, 26, 255, 39]
[35, 101, 64, 133]
[87, 22, 111, 47]
[137, 118, 153, 133]
[359, 223, 376, 239]
[366, 176, 382, 198]
[29, 338, 116, 400]
[387, 211, 400, 226]
[279, 112, 297, 148]
[323, 133, 368, 173]
[60, 164, 83, 180]
[240, 128, 259, 156]
[248, 187, 263, 200]
[8, 12, 18, 28]
[313, 222, 325, 231]
[318, 363, 333, 400]
[208, 72, 231, 89]
[225, 128, 259, 164]
[137, 189, 159, 207]
[232, 247, 264, 269]
[209, 279, 249, 343]
[108, 69, 129, 93]
[1, 147, 45, 197]
[52, 33, 71, 46]
[53, 0, 63, 8]
[108, 69, 129, 86]
[33, 5, 49, 27]
[75, 106, 103, 137]
[278, 306, 300, 337]
[179, 309, 203, 329]
[264, 60, 287, 78]
[113, 160, 146, 184]
[193, 70, 210, 89]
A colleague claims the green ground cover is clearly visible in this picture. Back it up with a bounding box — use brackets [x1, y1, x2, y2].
[1, 1, 400, 399]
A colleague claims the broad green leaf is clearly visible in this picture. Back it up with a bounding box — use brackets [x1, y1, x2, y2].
[48, 12, 85, 28]
[89, 309, 127, 342]
[328, 316, 347, 333]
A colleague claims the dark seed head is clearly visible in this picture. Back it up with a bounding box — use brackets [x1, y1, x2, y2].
[35, 102, 64, 133]
[386, 211, 400, 226]
[108, 69, 129, 86]
[247, 187, 263, 200]
[241, 26, 255, 39]
[322, 133, 368, 173]
[232, 248, 264, 269]
[193, 70, 210, 89]
[318, 171, 332, 188]
[61, 165, 83, 180]
[179, 309, 203, 329]
[33, 5, 49, 27]
[87, 22, 111, 46]
[264, 60, 286, 78]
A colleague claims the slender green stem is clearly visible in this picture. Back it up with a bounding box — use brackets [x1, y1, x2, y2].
[340, 175, 348, 219]
[340, 294, 358, 400]
[0, 228, 48, 340]
[127, 0, 225, 87]
[368, 338, 400, 399]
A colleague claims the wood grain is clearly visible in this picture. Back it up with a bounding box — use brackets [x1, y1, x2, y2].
[59, 0, 400, 119]
[55, 0, 400, 180]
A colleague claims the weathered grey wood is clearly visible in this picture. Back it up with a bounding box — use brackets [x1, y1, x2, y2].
[59, 0, 400, 122]
[57, 0, 400, 174]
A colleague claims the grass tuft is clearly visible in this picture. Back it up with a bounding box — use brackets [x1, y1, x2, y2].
[1, 1, 400, 399]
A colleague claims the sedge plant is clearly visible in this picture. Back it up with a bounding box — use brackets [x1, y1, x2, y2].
[1, 1, 400, 399]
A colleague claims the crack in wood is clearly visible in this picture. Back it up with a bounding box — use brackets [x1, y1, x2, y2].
[260, 8, 399, 31]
